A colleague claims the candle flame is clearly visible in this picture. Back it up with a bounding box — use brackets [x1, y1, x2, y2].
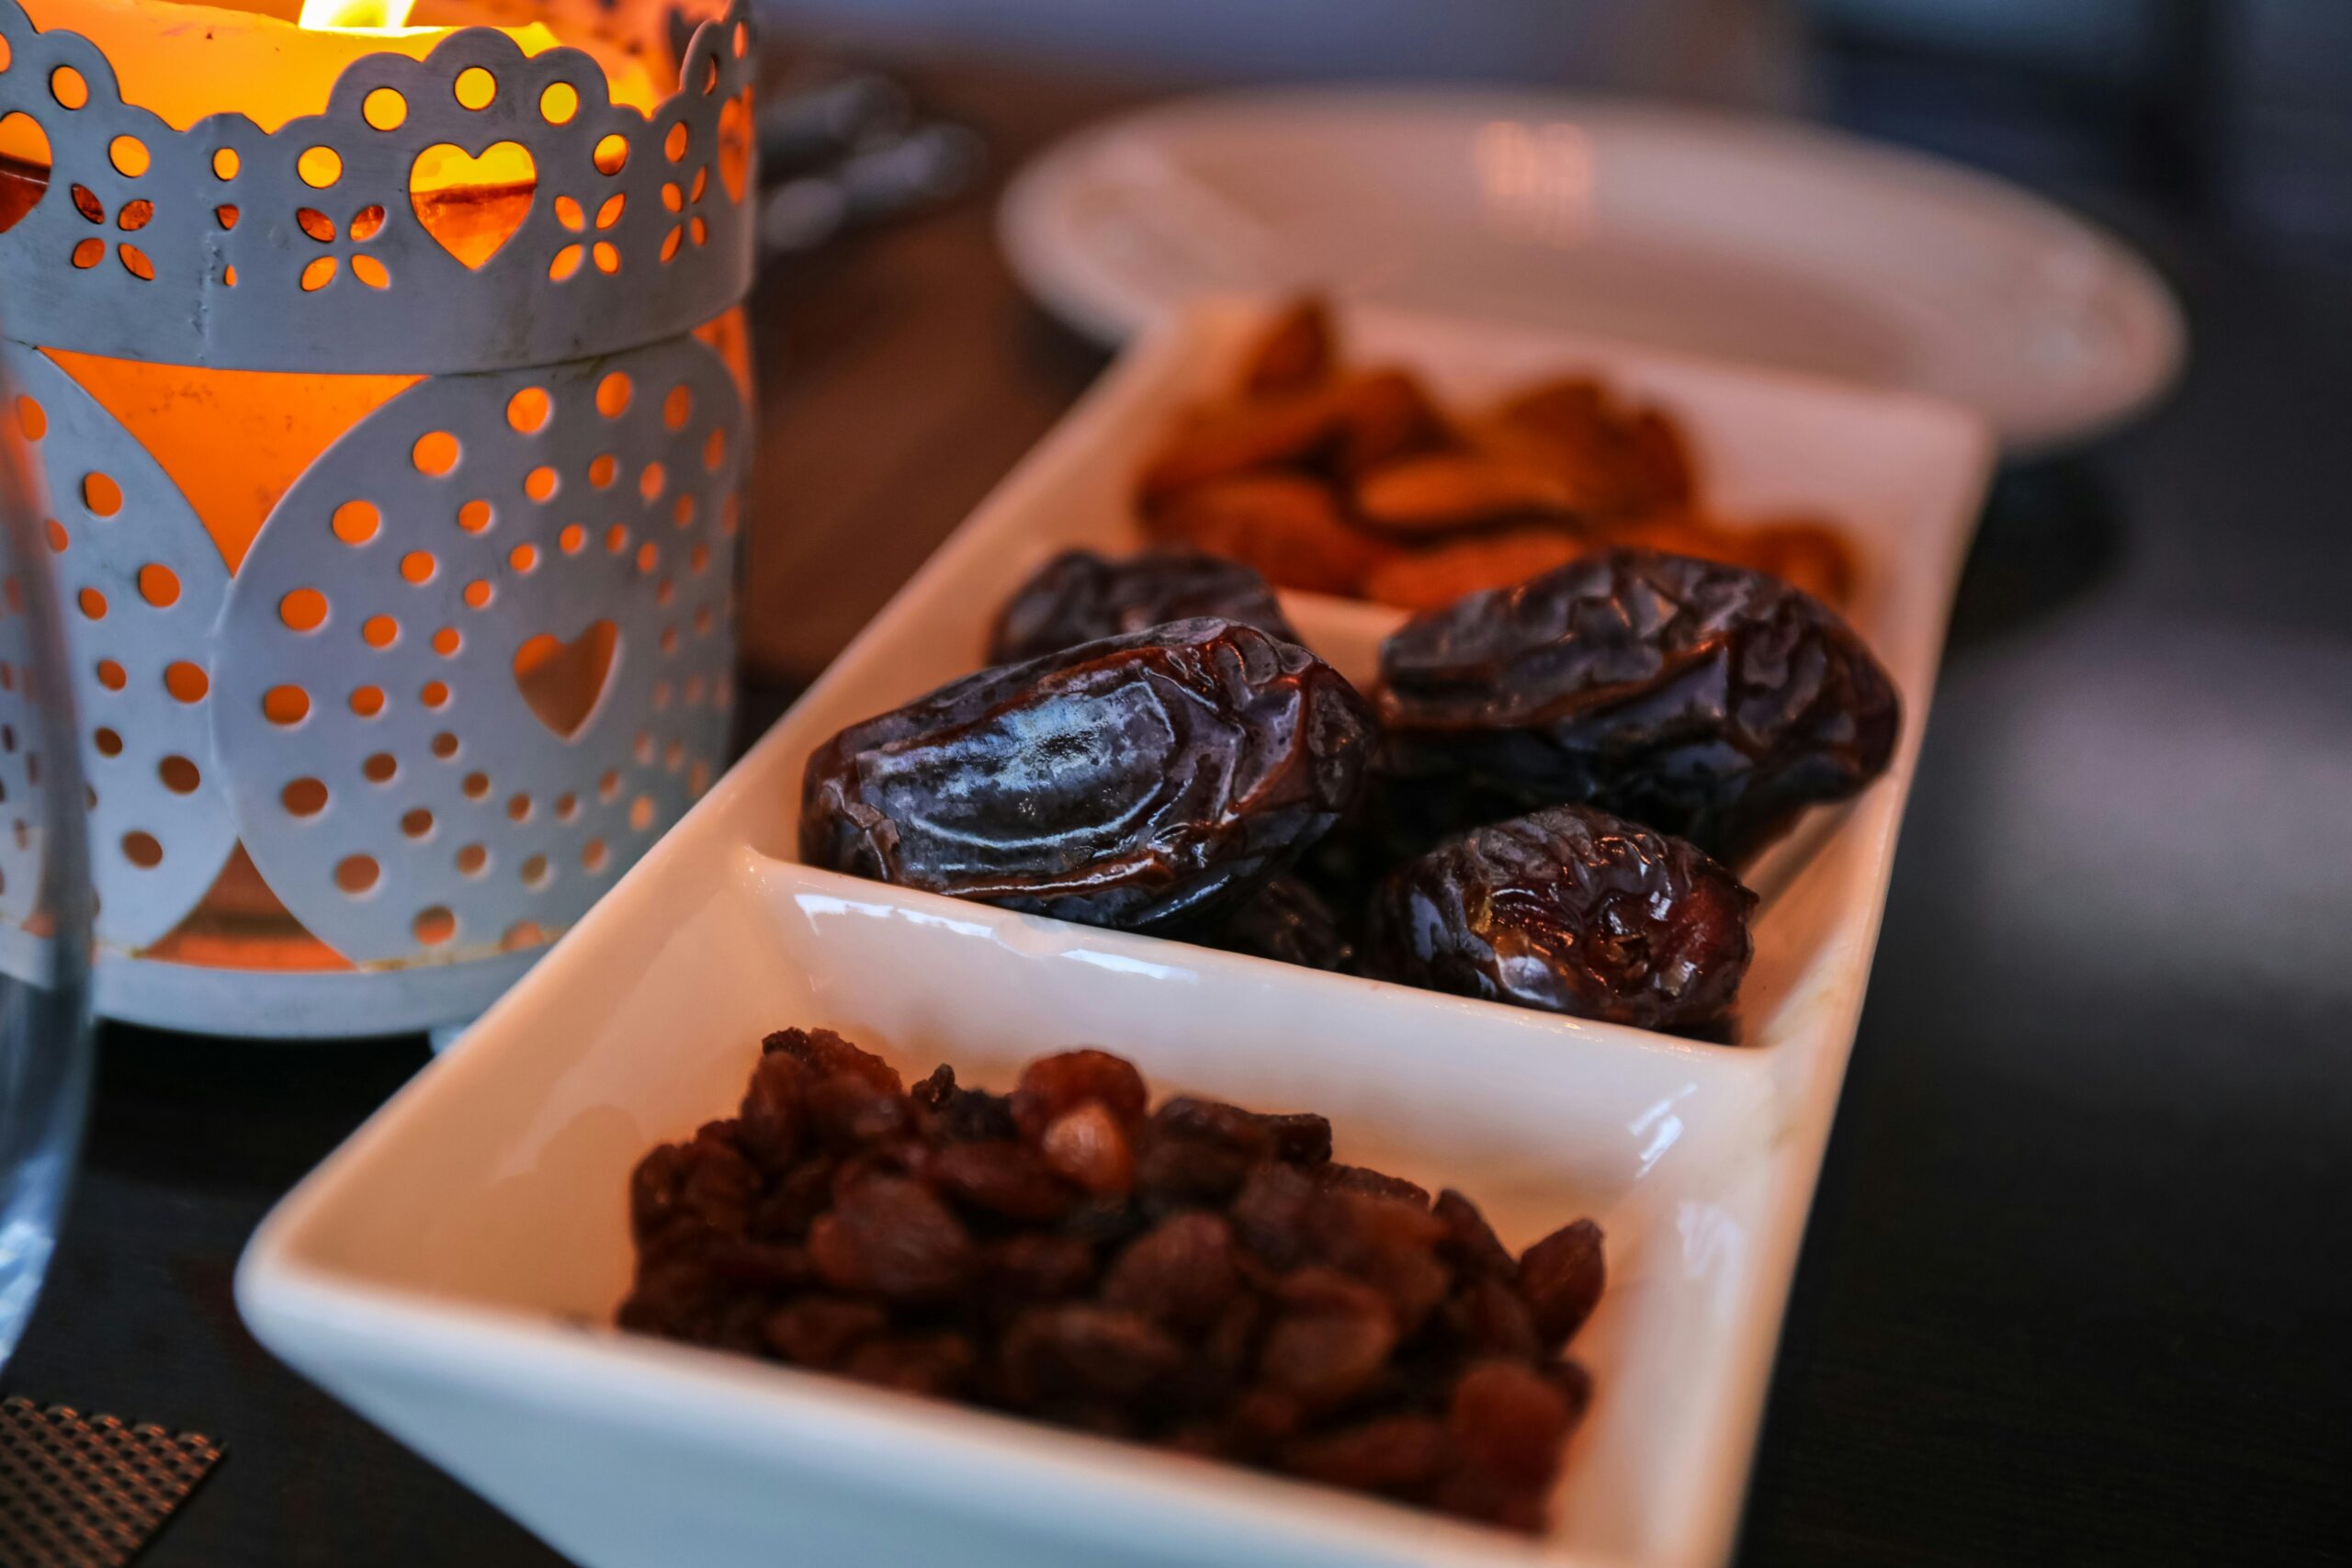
[298, 0, 419, 30]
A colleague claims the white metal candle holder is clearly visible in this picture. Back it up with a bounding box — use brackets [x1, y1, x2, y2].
[0, 0, 756, 1036]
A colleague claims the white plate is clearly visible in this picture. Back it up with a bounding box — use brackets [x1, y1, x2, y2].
[1001, 86, 2181, 453]
[238, 304, 1995, 1568]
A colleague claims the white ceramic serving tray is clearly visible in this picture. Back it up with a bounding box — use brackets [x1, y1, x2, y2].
[239, 302, 1995, 1568]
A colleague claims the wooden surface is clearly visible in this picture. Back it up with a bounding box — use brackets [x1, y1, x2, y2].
[7, 46, 2351, 1568]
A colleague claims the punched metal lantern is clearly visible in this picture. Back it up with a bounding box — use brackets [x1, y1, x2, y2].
[0, 0, 757, 1036]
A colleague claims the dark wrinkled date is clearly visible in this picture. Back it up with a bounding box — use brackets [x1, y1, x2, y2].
[1363, 805, 1756, 1032]
[802, 619, 1377, 931]
[1198, 874, 1355, 973]
[621, 1031, 1603, 1533]
[1378, 549, 1901, 864]
[989, 548, 1297, 664]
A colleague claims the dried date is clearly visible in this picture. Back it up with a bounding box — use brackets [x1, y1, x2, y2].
[988, 549, 1297, 665]
[1195, 874, 1355, 973]
[1378, 548, 1899, 863]
[1362, 804, 1755, 1032]
[802, 619, 1378, 930]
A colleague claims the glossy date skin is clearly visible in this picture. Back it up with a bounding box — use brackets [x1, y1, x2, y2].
[1377, 549, 1900, 864]
[989, 548, 1297, 665]
[802, 619, 1378, 931]
[1363, 805, 1756, 1032]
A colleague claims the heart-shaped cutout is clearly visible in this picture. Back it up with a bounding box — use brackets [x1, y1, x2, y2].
[411, 141, 537, 268]
[514, 620, 617, 740]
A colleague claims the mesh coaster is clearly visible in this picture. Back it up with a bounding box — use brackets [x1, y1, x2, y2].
[0, 1397, 223, 1567]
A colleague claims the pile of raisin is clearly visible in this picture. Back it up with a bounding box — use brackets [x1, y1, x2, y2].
[621, 1030, 1604, 1533]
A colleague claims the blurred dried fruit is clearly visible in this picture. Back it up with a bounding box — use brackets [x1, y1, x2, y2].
[1378, 548, 1900, 863]
[988, 548, 1296, 664]
[1516, 1218, 1607, 1347]
[802, 619, 1378, 930]
[1363, 804, 1755, 1032]
[1238, 297, 1334, 398]
[1143, 473, 1388, 596]
[621, 1037, 1604, 1535]
[1353, 452, 1583, 536]
[1361, 525, 1590, 611]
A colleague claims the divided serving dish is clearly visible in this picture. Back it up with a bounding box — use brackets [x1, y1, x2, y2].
[237, 301, 1995, 1568]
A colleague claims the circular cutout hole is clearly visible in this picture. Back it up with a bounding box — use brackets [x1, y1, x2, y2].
[595, 373, 631, 418]
[364, 87, 407, 130]
[108, 135, 149, 178]
[83, 472, 121, 517]
[401, 807, 435, 839]
[558, 524, 586, 554]
[462, 772, 491, 800]
[673, 494, 696, 528]
[283, 776, 328, 816]
[629, 795, 654, 830]
[638, 462, 666, 502]
[334, 853, 379, 894]
[413, 906, 457, 945]
[348, 684, 386, 717]
[432, 626, 461, 658]
[263, 684, 311, 725]
[635, 541, 659, 574]
[594, 134, 628, 175]
[95, 658, 126, 691]
[556, 791, 579, 820]
[362, 751, 398, 784]
[599, 769, 621, 801]
[51, 67, 88, 111]
[16, 396, 46, 442]
[279, 587, 328, 631]
[582, 839, 608, 872]
[588, 455, 618, 489]
[505, 792, 531, 822]
[430, 730, 458, 759]
[524, 467, 558, 502]
[663, 385, 693, 429]
[362, 614, 399, 648]
[401, 549, 436, 584]
[508, 543, 538, 573]
[71, 238, 103, 269]
[213, 148, 240, 180]
[77, 587, 107, 620]
[519, 852, 549, 887]
[332, 499, 380, 546]
[43, 519, 65, 553]
[664, 740, 684, 772]
[689, 542, 710, 573]
[420, 679, 450, 708]
[539, 82, 578, 124]
[121, 830, 163, 869]
[705, 428, 729, 472]
[413, 431, 460, 477]
[591, 241, 619, 275]
[298, 146, 341, 187]
[462, 580, 492, 610]
[137, 563, 179, 607]
[158, 755, 201, 795]
[93, 726, 122, 757]
[164, 660, 208, 702]
[117, 197, 154, 231]
[456, 843, 488, 875]
[457, 498, 493, 534]
[664, 122, 689, 162]
[506, 387, 550, 433]
[454, 67, 496, 110]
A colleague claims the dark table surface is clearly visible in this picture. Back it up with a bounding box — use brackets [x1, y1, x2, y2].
[10, 46, 2352, 1568]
